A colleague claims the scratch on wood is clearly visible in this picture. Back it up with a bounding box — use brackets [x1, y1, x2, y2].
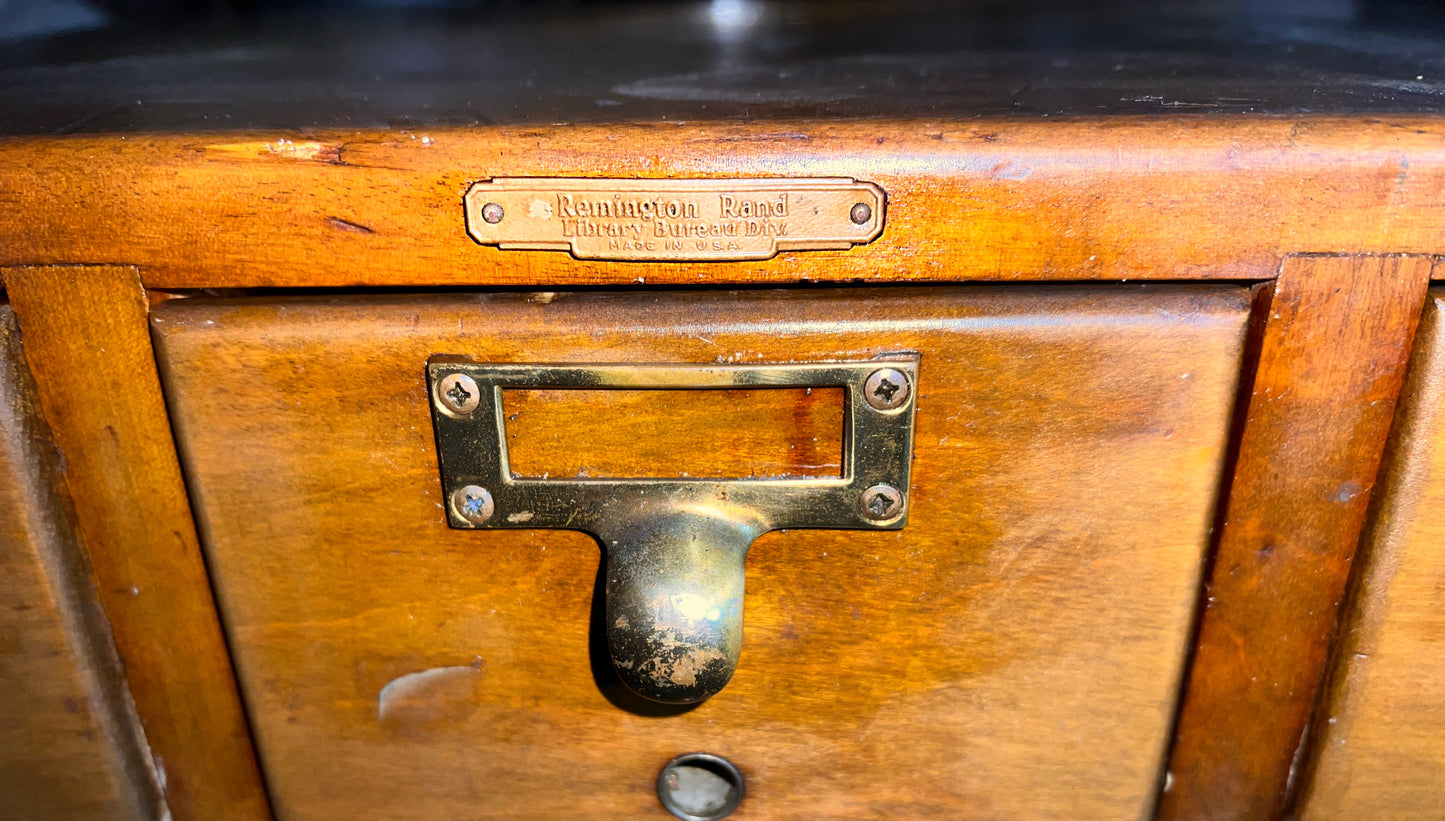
[377, 662, 485, 737]
[204, 140, 345, 164]
[325, 216, 375, 235]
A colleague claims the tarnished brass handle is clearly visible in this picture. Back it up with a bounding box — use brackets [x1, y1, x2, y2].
[603, 512, 756, 703]
[427, 357, 919, 704]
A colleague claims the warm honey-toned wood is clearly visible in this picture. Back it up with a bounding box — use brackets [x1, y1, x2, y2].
[503, 386, 844, 479]
[2, 118, 1444, 288]
[0, 7, 1441, 815]
[0, 267, 272, 821]
[1159, 255, 1433, 821]
[1293, 285, 1445, 820]
[0, 306, 165, 820]
[153, 285, 1247, 820]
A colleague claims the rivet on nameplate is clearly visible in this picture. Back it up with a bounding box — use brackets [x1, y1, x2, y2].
[463, 178, 886, 262]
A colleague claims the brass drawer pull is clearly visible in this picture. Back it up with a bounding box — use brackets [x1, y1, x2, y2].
[427, 356, 919, 703]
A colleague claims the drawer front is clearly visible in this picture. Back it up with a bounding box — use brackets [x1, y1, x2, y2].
[153, 285, 1247, 820]
[1297, 289, 1445, 820]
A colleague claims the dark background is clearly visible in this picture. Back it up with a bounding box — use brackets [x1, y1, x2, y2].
[4, 0, 1444, 135]
[6, 0, 1445, 40]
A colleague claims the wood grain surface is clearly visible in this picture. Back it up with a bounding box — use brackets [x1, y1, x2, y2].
[1294, 285, 1445, 821]
[1158, 255, 1433, 821]
[2, 118, 1444, 288]
[154, 285, 1246, 821]
[503, 387, 844, 480]
[0, 306, 165, 820]
[0, 267, 273, 821]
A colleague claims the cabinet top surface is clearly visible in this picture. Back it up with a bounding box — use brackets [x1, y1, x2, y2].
[5, 0, 1445, 137]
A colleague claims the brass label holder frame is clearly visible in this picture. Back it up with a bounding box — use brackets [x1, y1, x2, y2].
[427, 356, 919, 703]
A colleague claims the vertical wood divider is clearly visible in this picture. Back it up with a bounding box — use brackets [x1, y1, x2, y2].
[2, 266, 272, 821]
[1158, 254, 1433, 821]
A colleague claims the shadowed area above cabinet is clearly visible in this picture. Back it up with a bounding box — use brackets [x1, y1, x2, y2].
[8, 1, 1445, 134]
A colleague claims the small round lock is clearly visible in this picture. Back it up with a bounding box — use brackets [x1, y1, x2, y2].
[657, 753, 744, 821]
[861, 484, 904, 522]
[450, 485, 494, 524]
[850, 201, 872, 225]
[436, 373, 481, 415]
[864, 367, 911, 411]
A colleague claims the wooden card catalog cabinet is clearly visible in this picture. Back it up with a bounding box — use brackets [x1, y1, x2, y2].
[6, 5, 1445, 821]
[151, 286, 1244, 820]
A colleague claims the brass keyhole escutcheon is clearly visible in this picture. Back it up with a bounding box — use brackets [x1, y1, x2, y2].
[657, 753, 744, 820]
[427, 357, 919, 704]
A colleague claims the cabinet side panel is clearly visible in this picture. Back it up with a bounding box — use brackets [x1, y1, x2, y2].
[1160, 255, 1432, 821]
[0, 306, 165, 820]
[1, 266, 273, 821]
[1296, 288, 1445, 820]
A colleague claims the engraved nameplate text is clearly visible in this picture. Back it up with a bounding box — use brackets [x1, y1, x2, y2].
[463, 178, 885, 261]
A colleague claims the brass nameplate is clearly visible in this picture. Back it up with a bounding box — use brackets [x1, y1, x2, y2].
[463, 178, 885, 261]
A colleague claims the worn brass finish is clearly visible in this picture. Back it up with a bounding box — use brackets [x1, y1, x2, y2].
[462, 178, 885, 261]
[427, 357, 919, 703]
